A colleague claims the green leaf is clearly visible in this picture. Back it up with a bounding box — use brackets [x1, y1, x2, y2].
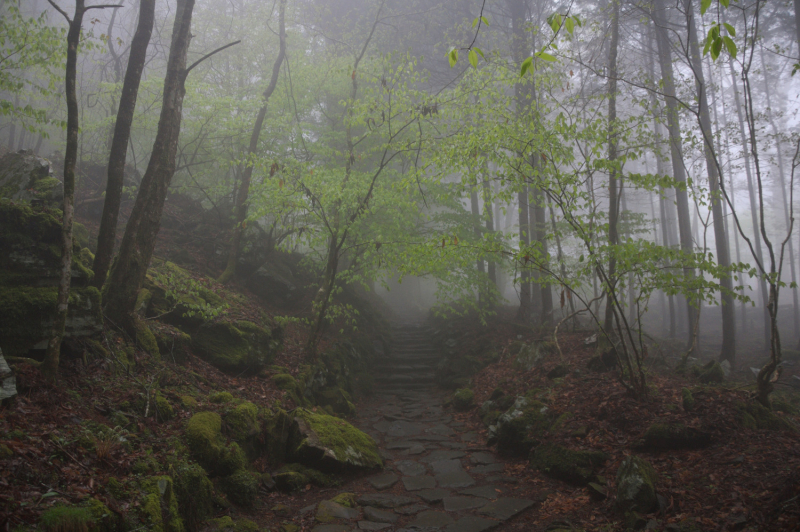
[723, 22, 735, 36]
[474, 46, 485, 59]
[481, 16, 489, 26]
[472, 16, 479, 28]
[579, 254, 584, 262]
[468, 49, 478, 68]
[711, 38, 723, 60]
[520, 56, 533, 76]
[535, 51, 556, 62]
[448, 48, 458, 68]
[722, 36, 737, 58]
[701, 0, 712, 15]
[549, 13, 562, 33]
[566, 17, 574, 35]
[720, 0, 730, 7]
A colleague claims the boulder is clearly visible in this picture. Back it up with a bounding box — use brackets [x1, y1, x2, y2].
[192, 320, 280, 374]
[530, 443, 607, 485]
[491, 396, 553, 455]
[0, 349, 17, 403]
[246, 252, 298, 303]
[0, 150, 63, 205]
[616, 456, 658, 514]
[453, 388, 474, 411]
[513, 342, 551, 371]
[173, 461, 213, 530]
[140, 476, 184, 532]
[290, 408, 382, 470]
[184, 411, 246, 476]
[220, 470, 260, 508]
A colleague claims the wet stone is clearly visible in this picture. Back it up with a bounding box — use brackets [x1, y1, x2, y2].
[357, 521, 391, 530]
[439, 442, 468, 450]
[406, 444, 427, 455]
[412, 434, 451, 442]
[459, 486, 503, 499]
[486, 475, 519, 484]
[471, 464, 505, 475]
[386, 440, 417, 450]
[417, 489, 451, 503]
[396, 504, 429, 515]
[431, 460, 464, 475]
[363, 507, 398, 524]
[395, 460, 427, 476]
[388, 421, 425, 437]
[421, 450, 466, 463]
[409, 510, 455, 529]
[477, 497, 535, 521]
[470, 452, 497, 465]
[368, 473, 399, 490]
[443, 517, 500, 532]
[373, 420, 393, 433]
[435, 471, 475, 489]
[461, 432, 479, 442]
[442, 496, 488, 511]
[316, 500, 360, 522]
[301, 504, 318, 515]
[425, 425, 455, 437]
[312, 525, 352, 532]
[358, 494, 417, 509]
[402, 475, 437, 491]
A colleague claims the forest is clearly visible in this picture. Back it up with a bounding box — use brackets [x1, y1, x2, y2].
[1, 0, 800, 530]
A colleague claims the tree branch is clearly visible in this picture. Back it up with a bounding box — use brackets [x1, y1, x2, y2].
[183, 40, 242, 81]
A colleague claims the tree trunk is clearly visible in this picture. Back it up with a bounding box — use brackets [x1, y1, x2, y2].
[728, 57, 770, 343]
[7, 95, 17, 151]
[104, 0, 196, 332]
[42, 0, 88, 382]
[652, 0, 698, 345]
[603, 0, 620, 334]
[218, 0, 287, 284]
[482, 174, 497, 287]
[93, 0, 155, 289]
[532, 187, 552, 324]
[685, 0, 736, 363]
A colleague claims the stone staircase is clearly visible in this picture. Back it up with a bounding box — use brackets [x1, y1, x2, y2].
[373, 322, 441, 394]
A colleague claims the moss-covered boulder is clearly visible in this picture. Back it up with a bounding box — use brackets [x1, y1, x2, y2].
[220, 470, 260, 508]
[192, 320, 279, 374]
[315, 386, 356, 417]
[273, 471, 307, 492]
[492, 396, 553, 455]
[84, 497, 126, 532]
[697, 361, 725, 384]
[290, 408, 382, 470]
[530, 443, 607, 485]
[616, 456, 658, 515]
[40, 505, 93, 532]
[737, 401, 795, 431]
[453, 388, 474, 411]
[225, 402, 260, 441]
[681, 388, 695, 411]
[637, 423, 712, 451]
[0, 151, 62, 205]
[202, 517, 260, 532]
[262, 408, 295, 464]
[277, 463, 336, 487]
[173, 461, 213, 531]
[513, 342, 551, 371]
[185, 412, 246, 476]
[141, 476, 185, 532]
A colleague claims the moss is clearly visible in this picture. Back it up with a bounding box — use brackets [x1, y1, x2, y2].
[293, 408, 382, 470]
[698, 361, 724, 384]
[681, 388, 695, 411]
[40, 505, 93, 532]
[141, 476, 185, 532]
[154, 327, 192, 363]
[737, 402, 795, 431]
[132, 456, 161, 475]
[496, 398, 553, 455]
[106, 477, 125, 499]
[173, 461, 213, 530]
[272, 373, 297, 390]
[530, 443, 607, 485]
[84, 497, 124, 532]
[155, 395, 174, 421]
[185, 412, 245, 476]
[453, 388, 474, 411]
[135, 289, 152, 316]
[209, 391, 234, 404]
[330, 492, 357, 508]
[134, 318, 160, 359]
[0, 444, 12, 459]
[773, 400, 799, 415]
[193, 321, 276, 374]
[273, 471, 307, 492]
[203, 517, 260, 532]
[221, 470, 260, 508]
[315, 387, 356, 416]
[225, 402, 260, 452]
[180, 395, 197, 409]
[263, 408, 294, 464]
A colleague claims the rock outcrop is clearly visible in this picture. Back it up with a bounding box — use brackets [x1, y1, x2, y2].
[0, 150, 63, 205]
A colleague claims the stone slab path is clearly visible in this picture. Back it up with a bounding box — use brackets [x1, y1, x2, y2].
[308, 322, 538, 532]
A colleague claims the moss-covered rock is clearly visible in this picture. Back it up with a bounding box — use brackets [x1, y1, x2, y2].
[530, 443, 607, 485]
[225, 402, 259, 440]
[513, 342, 551, 371]
[681, 388, 695, 411]
[315, 386, 356, 416]
[173, 461, 213, 531]
[291, 408, 382, 470]
[153, 326, 192, 364]
[179, 395, 197, 409]
[616, 456, 658, 515]
[84, 497, 125, 532]
[141, 476, 184, 532]
[273, 471, 307, 492]
[278, 463, 336, 487]
[134, 318, 160, 359]
[697, 361, 725, 384]
[155, 394, 174, 422]
[185, 412, 246, 476]
[637, 423, 712, 451]
[272, 372, 307, 407]
[202, 517, 260, 532]
[453, 388, 474, 411]
[0, 151, 62, 204]
[547, 364, 570, 380]
[330, 492, 357, 508]
[220, 470, 260, 508]
[263, 408, 294, 464]
[192, 320, 278, 374]
[737, 401, 795, 431]
[39, 505, 93, 532]
[492, 397, 553, 455]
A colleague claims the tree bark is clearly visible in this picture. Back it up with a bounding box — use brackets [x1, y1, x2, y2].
[684, 0, 736, 363]
[104, 0, 196, 332]
[651, 0, 698, 345]
[603, 0, 620, 334]
[482, 174, 497, 287]
[218, 0, 287, 284]
[92, 0, 155, 289]
[42, 0, 87, 381]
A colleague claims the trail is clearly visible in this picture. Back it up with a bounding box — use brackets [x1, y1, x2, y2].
[305, 320, 539, 532]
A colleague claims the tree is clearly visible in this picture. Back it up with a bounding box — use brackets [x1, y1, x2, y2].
[42, 0, 119, 382]
[218, 0, 287, 285]
[92, 0, 156, 289]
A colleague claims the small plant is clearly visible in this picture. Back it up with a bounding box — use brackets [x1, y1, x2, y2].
[39, 505, 92, 532]
[82, 426, 129, 460]
[151, 268, 229, 322]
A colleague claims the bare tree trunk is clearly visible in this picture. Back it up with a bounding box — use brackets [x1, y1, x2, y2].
[93, 0, 155, 289]
[603, 0, 620, 334]
[104, 0, 196, 332]
[685, 0, 736, 363]
[42, 0, 93, 381]
[7, 95, 17, 151]
[482, 174, 497, 287]
[533, 187, 552, 324]
[218, 0, 287, 284]
[652, 0, 698, 345]
[728, 57, 770, 344]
